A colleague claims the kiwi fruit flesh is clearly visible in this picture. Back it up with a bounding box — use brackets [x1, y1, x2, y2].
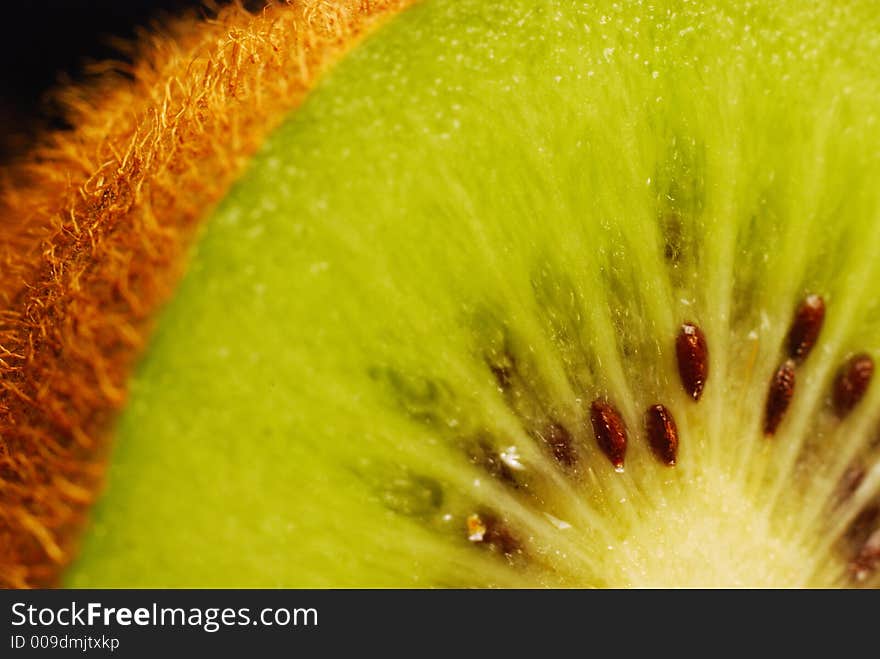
[29, 0, 880, 587]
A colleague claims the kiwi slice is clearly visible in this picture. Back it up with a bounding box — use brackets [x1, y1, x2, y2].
[8, 0, 880, 587]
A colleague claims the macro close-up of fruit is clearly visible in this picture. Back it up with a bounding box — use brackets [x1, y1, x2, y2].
[2, 0, 880, 589]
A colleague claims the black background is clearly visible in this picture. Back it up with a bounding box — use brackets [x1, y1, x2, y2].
[0, 1, 246, 162]
[0, 589, 870, 654]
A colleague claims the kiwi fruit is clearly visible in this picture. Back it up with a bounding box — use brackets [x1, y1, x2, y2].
[3, 0, 880, 588]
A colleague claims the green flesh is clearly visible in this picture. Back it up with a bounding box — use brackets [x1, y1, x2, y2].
[67, 0, 880, 587]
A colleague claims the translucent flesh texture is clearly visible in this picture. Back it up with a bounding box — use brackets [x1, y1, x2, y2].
[67, 0, 880, 587]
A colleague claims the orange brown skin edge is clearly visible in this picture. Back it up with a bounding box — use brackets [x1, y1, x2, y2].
[0, 0, 415, 588]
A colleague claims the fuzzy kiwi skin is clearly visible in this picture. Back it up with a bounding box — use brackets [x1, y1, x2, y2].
[63, 0, 880, 587]
[0, 0, 411, 589]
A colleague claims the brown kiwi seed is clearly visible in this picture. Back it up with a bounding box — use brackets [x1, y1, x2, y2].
[787, 295, 826, 364]
[676, 322, 709, 401]
[764, 359, 797, 436]
[645, 404, 679, 467]
[832, 354, 875, 418]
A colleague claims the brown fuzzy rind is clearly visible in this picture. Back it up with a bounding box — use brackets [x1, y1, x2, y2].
[0, 0, 413, 588]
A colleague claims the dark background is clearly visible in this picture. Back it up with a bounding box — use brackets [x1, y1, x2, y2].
[1, 589, 865, 655]
[0, 1, 245, 162]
